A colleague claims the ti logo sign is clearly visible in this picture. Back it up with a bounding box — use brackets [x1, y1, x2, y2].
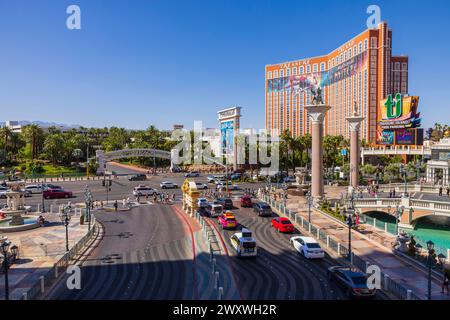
[384, 93, 403, 119]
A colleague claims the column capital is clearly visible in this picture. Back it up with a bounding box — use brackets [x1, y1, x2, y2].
[305, 104, 331, 123]
[346, 116, 364, 132]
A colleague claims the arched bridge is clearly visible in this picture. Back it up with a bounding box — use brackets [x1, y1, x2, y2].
[353, 197, 450, 228]
[96, 149, 180, 174]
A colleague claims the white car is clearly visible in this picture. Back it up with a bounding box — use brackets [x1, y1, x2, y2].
[218, 181, 239, 191]
[0, 190, 7, 199]
[198, 198, 209, 208]
[24, 184, 44, 194]
[133, 186, 158, 197]
[195, 182, 208, 190]
[290, 236, 325, 259]
[160, 181, 178, 189]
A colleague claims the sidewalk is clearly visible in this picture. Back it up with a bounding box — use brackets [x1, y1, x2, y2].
[0, 213, 90, 300]
[283, 192, 450, 300]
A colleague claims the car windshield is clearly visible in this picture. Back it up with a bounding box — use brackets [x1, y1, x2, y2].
[351, 276, 368, 285]
[281, 220, 291, 225]
[242, 242, 256, 249]
[306, 243, 321, 249]
[260, 205, 270, 209]
[224, 199, 232, 203]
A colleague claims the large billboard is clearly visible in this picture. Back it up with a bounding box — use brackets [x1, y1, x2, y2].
[378, 94, 421, 130]
[267, 51, 368, 94]
[376, 93, 422, 146]
[220, 120, 234, 155]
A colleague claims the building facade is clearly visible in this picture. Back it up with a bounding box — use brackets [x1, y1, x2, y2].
[265, 22, 409, 143]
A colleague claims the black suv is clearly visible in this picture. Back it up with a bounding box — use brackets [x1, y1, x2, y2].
[129, 174, 147, 181]
[253, 202, 272, 217]
[217, 198, 233, 210]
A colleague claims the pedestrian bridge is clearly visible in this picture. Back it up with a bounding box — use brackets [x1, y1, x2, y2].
[361, 146, 431, 164]
[353, 197, 450, 228]
[96, 148, 179, 174]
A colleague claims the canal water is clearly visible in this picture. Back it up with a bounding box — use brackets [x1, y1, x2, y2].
[363, 212, 450, 255]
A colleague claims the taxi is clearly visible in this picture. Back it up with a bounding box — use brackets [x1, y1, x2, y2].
[218, 211, 238, 229]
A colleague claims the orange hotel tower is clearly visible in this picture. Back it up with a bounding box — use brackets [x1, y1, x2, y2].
[265, 22, 409, 143]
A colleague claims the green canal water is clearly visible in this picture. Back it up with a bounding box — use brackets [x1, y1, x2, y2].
[363, 212, 450, 255]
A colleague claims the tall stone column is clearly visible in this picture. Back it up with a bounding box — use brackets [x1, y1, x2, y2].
[346, 114, 364, 193]
[305, 104, 331, 203]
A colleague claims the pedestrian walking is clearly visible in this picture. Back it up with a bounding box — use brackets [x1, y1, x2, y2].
[114, 200, 118, 212]
[447, 187, 450, 197]
[439, 186, 443, 197]
[389, 190, 393, 198]
[393, 189, 396, 198]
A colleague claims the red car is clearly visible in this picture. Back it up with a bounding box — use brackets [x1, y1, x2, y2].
[43, 188, 73, 199]
[272, 217, 295, 233]
[240, 195, 252, 208]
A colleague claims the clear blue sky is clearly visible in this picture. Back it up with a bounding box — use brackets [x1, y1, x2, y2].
[0, 0, 449, 130]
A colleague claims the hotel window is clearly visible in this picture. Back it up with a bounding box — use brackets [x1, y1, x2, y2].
[358, 42, 362, 53]
[353, 46, 357, 56]
[299, 66, 304, 74]
[395, 62, 400, 70]
[293, 67, 297, 75]
[313, 64, 318, 73]
[320, 63, 325, 71]
[274, 70, 278, 78]
[280, 69, 284, 77]
[371, 37, 377, 48]
[286, 68, 290, 76]
[306, 65, 311, 73]
[364, 39, 368, 50]
[328, 61, 331, 69]
[402, 63, 408, 70]
[348, 48, 352, 58]
[268, 71, 272, 79]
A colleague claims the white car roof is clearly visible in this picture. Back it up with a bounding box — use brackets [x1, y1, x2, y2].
[161, 181, 173, 184]
[292, 236, 318, 244]
[198, 198, 207, 201]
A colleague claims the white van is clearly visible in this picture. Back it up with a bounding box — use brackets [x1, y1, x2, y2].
[230, 228, 257, 258]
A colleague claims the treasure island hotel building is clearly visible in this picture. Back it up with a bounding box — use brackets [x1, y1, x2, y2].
[265, 22, 409, 144]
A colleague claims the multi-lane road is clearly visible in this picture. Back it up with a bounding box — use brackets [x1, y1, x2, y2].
[34, 163, 375, 300]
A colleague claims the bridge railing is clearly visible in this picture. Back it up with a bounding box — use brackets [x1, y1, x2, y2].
[258, 191, 421, 300]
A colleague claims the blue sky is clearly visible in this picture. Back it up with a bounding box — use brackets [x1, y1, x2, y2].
[0, 0, 449, 130]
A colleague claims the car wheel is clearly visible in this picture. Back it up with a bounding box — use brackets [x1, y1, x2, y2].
[65, 194, 69, 198]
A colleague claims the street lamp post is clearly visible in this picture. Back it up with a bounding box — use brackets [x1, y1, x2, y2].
[347, 191, 355, 264]
[60, 205, 72, 252]
[84, 185, 93, 231]
[1, 238, 11, 300]
[426, 240, 435, 300]
[41, 192, 45, 213]
[400, 165, 408, 197]
[306, 191, 312, 223]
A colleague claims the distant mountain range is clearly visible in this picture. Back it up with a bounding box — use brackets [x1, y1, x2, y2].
[0, 120, 82, 129]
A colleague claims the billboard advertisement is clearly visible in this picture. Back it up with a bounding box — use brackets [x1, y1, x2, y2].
[220, 120, 234, 155]
[376, 130, 395, 145]
[378, 94, 421, 130]
[267, 51, 368, 94]
[395, 128, 416, 145]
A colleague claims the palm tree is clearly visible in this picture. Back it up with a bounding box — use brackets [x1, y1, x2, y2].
[0, 126, 13, 155]
[21, 124, 44, 160]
